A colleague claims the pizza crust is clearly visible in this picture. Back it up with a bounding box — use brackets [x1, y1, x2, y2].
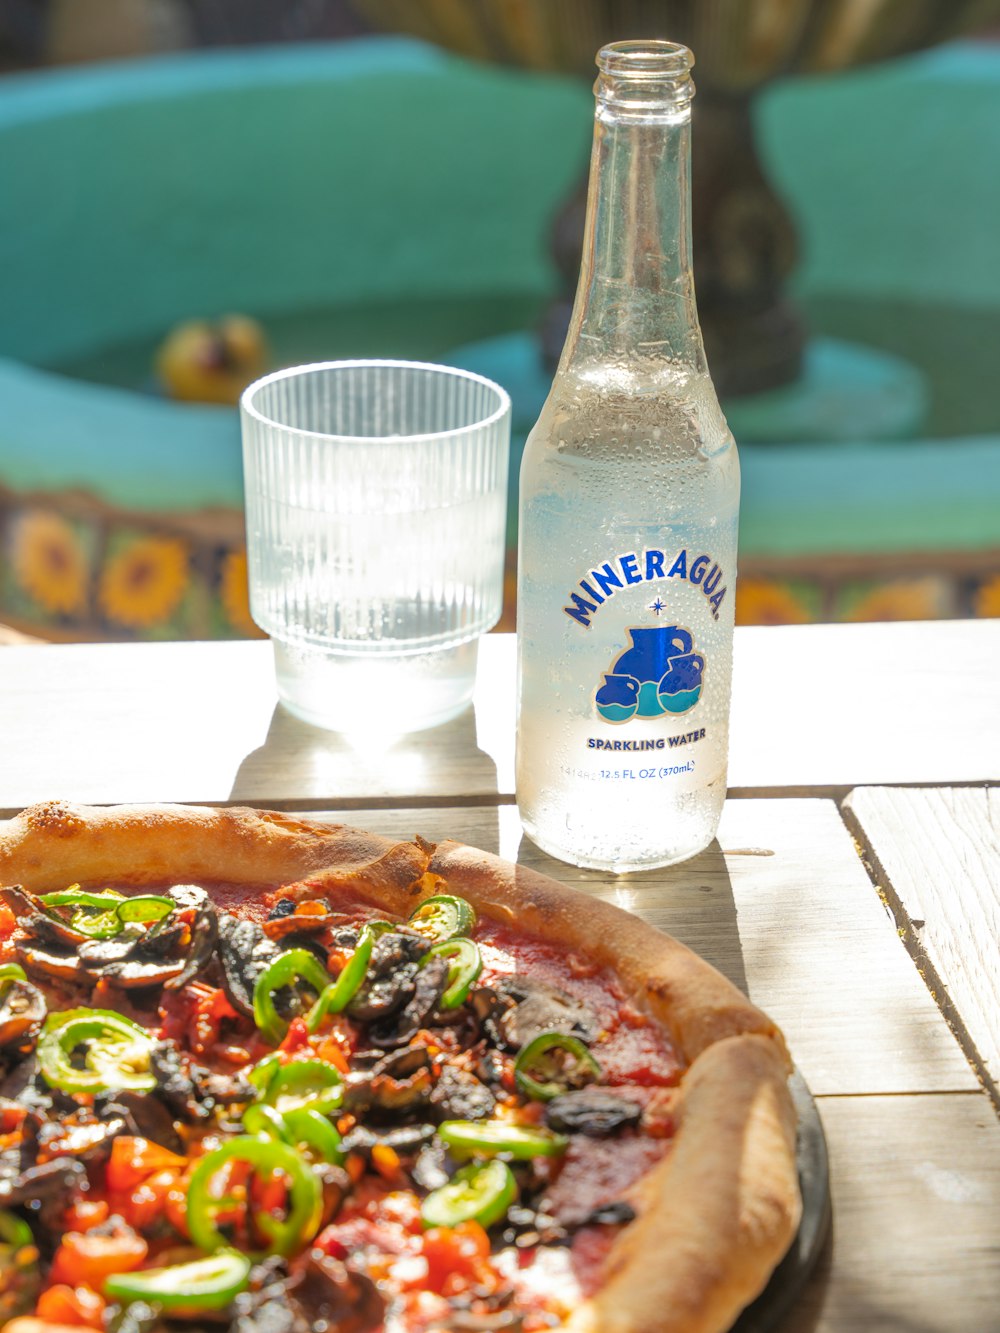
[0, 802, 801, 1333]
[0, 800, 426, 902]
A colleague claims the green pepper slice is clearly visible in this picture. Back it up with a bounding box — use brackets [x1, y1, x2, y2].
[0, 1208, 39, 1325]
[247, 1052, 282, 1096]
[40, 888, 124, 912]
[41, 888, 125, 941]
[0, 1211, 33, 1252]
[408, 895, 476, 943]
[105, 1251, 251, 1311]
[306, 928, 374, 1032]
[421, 1160, 517, 1230]
[438, 1119, 568, 1159]
[39, 888, 175, 942]
[253, 948, 331, 1046]
[187, 1135, 323, 1259]
[514, 1032, 602, 1102]
[281, 1107, 344, 1164]
[38, 1008, 156, 1094]
[243, 1103, 344, 1165]
[260, 1058, 343, 1115]
[115, 895, 176, 924]
[0, 964, 27, 987]
[241, 1102, 291, 1141]
[422, 938, 482, 1009]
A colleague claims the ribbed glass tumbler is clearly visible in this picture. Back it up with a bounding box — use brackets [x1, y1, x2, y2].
[240, 360, 511, 733]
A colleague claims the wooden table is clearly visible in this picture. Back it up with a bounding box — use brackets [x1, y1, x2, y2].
[1, 620, 998, 1332]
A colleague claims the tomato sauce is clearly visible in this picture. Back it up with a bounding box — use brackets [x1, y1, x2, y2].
[477, 920, 684, 1088]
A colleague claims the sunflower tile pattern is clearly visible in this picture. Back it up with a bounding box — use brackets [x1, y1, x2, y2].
[0, 492, 264, 642]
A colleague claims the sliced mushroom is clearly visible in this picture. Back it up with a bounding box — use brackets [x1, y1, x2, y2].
[467, 986, 517, 1047]
[165, 884, 210, 914]
[429, 1064, 496, 1122]
[262, 901, 349, 943]
[37, 1111, 129, 1164]
[163, 899, 218, 989]
[339, 1122, 436, 1158]
[369, 954, 449, 1048]
[14, 942, 84, 986]
[347, 933, 428, 1025]
[0, 977, 46, 1050]
[148, 1041, 206, 1122]
[0, 885, 91, 949]
[494, 975, 598, 1050]
[218, 914, 281, 1017]
[291, 1253, 385, 1333]
[77, 927, 146, 967]
[0, 1056, 74, 1118]
[544, 1089, 643, 1136]
[343, 1045, 433, 1117]
[95, 1089, 184, 1154]
[97, 957, 187, 989]
[0, 1156, 87, 1207]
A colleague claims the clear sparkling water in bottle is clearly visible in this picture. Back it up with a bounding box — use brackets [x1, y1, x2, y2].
[516, 41, 740, 872]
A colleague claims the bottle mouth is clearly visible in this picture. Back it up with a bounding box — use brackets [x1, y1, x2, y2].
[597, 40, 694, 79]
[595, 39, 695, 113]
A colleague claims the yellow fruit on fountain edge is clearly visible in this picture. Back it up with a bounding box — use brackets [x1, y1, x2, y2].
[155, 315, 268, 405]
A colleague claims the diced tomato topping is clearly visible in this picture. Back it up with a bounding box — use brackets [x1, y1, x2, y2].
[278, 1017, 311, 1054]
[105, 1138, 186, 1193]
[0, 1103, 28, 1134]
[0, 904, 16, 939]
[35, 1285, 105, 1329]
[8, 1321, 100, 1333]
[420, 1222, 495, 1297]
[159, 984, 239, 1056]
[59, 1198, 111, 1233]
[315, 1035, 351, 1073]
[49, 1226, 147, 1292]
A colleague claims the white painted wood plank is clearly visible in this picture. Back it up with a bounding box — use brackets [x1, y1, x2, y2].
[0, 621, 996, 809]
[785, 1092, 1000, 1333]
[844, 786, 1000, 1102]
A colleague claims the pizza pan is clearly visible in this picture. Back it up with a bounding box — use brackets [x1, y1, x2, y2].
[732, 1067, 831, 1331]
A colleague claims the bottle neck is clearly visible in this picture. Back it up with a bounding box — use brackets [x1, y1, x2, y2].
[559, 49, 705, 375]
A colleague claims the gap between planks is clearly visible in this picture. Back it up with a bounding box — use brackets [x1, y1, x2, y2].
[841, 787, 1000, 1117]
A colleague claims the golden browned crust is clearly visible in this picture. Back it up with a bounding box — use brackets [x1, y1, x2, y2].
[0, 804, 801, 1333]
[0, 801, 428, 902]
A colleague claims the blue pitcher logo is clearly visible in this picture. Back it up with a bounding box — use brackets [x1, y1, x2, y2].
[595, 626, 704, 722]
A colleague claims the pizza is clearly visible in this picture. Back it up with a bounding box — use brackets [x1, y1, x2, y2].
[0, 802, 800, 1333]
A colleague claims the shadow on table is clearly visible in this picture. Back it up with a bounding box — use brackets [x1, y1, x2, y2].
[228, 700, 499, 809]
[509, 830, 752, 997]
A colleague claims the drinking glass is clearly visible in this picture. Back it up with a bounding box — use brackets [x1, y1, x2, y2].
[240, 360, 510, 733]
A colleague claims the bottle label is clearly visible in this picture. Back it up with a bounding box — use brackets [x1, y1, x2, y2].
[549, 544, 732, 798]
[563, 546, 728, 628]
[594, 621, 703, 723]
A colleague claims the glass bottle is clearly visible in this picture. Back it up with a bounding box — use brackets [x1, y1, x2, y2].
[516, 40, 740, 872]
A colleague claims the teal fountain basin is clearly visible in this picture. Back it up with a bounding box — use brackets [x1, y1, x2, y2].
[0, 38, 587, 639]
[1, 37, 998, 638]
